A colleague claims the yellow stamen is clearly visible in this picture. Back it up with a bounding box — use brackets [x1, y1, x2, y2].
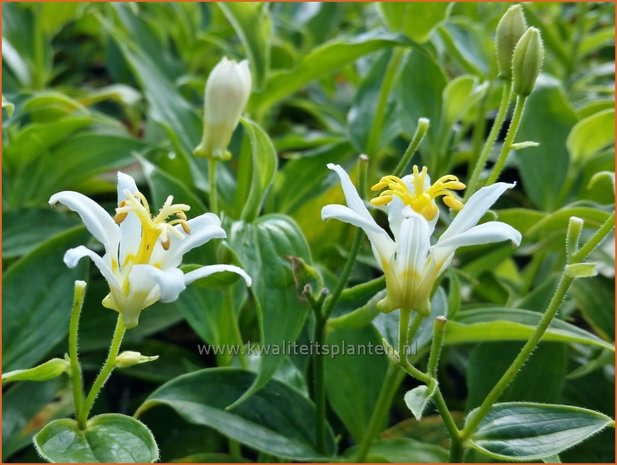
[370, 165, 466, 220]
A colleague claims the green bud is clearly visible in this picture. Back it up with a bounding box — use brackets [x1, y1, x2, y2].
[495, 5, 527, 80]
[115, 351, 159, 369]
[512, 27, 545, 96]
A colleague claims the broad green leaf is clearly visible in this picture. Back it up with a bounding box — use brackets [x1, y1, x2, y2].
[442, 75, 487, 125]
[228, 214, 312, 404]
[404, 380, 438, 421]
[136, 368, 336, 460]
[572, 276, 615, 341]
[466, 342, 567, 411]
[219, 3, 271, 90]
[2, 208, 79, 258]
[2, 95, 14, 117]
[3, 226, 89, 372]
[344, 437, 449, 462]
[325, 324, 388, 443]
[567, 108, 615, 164]
[2, 358, 69, 384]
[378, 3, 450, 43]
[252, 32, 403, 113]
[239, 118, 278, 221]
[445, 308, 614, 351]
[34, 414, 158, 463]
[77, 84, 141, 107]
[514, 81, 577, 210]
[20, 92, 89, 123]
[467, 402, 614, 461]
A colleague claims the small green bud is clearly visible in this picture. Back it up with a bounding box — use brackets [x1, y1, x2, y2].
[115, 351, 159, 369]
[512, 27, 545, 96]
[495, 5, 528, 80]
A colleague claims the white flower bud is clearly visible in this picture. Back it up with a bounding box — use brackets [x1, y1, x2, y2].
[115, 351, 159, 368]
[193, 57, 252, 160]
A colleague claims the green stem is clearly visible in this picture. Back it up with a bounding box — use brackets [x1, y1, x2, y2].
[432, 389, 463, 462]
[79, 317, 126, 426]
[485, 94, 528, 186]
[468, 81, 492, 175]
[393, 118, 430, 177]
[355, 363, 400, 462]
[69, 282, 87, 429]
[209, 158, 218, 214]
[572, 211, 615, 263]
[366, 48, 405, 160]
[464, 83, 512, 201]
[313, 316, 327, 454]
[427, 317, 447, 378]
[398, 309, 411, 364]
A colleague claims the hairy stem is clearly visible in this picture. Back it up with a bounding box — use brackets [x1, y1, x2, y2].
[69, 281, 87, 429]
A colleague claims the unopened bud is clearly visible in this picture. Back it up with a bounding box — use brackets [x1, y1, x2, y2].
[495, 5, 527, 80]
[193, 57, 252, 161]
[512, 27, 544, 96]
[115, 351, 159, 368]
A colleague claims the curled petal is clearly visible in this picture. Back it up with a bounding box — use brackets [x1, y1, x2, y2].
[49, 191, 120, 256]
[435, 221, 522, 250]
[184, 264, 252, 287]
[64, 246, 120, 291]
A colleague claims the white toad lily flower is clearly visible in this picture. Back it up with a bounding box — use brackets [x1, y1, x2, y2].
[322, 164, 521, 316]
[49, 172, 251, 329]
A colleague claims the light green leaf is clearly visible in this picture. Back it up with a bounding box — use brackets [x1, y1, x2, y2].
[34, 414, 158, 463]
[2, 358, 69, 384]
[3, 227, 89, 372]
[378, 3, 450, 43]
[344, 437, 449, 462]
[404, 380, 438, 421]
[135, 368, 335, 460]
[445, 308, 614, 351]
[567, 109, 615, 164]
[252, 33, 403, 113]
[219, 3, 271, 90]
[565, 263, 598, 279]
[239, 118, 278, 221]
[228, 215, 312, 405]
[467, 402, 614, 461]
[442, 74, 487, 125]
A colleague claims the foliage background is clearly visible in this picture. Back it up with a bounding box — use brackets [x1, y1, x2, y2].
[2, 2, 615, 463]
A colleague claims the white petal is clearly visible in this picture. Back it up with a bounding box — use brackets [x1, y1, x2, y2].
[396, 211, 430, 276]
[184, 264, 252, 287]
[130, 265, 187, 303]
[150, 213, 225, 269]
[49, 191, 120, 256]
[441, 182, 515, 240]
[117, 172, 141, 266]
[435, 221, 522, 250]
[64, 246, 121, 291]
[327, 163, 371, 219]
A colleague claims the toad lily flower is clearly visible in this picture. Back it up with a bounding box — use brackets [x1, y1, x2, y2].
[322, 164, 521, 316]
[49, 172, 251, 328]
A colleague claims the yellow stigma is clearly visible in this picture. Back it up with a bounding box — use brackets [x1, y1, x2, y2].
[114, 191, 191, 264]
[370, 165, 466, 220]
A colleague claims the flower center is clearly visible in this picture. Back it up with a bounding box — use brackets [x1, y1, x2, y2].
[114, 191, 191, 264]
[369, 165, 466, 220]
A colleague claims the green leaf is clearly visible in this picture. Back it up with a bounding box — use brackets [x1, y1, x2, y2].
[239, 118, 278, 221]
[2, 95, 15, 117]
[228, 214, 312, 405]
[34, 414, 158, 463]
[404, 380, 438, 421]
[378, 3, 450, 43]
[219, 3, 271, 90]
[467, 402, 614, 461]
[252, 32, 403, 113]
[2, 358, 69, 384]
[325, 324, 388, 443]
[514, 81, 578, 210]
[466, 342, 568, 411]
[572, 276, 615, 341]
[442, 74, 487, 125]
[567, 108, 615, 164]
[444, 308, 614, 351]
[565, 262, 598, 279]
[136, 368, 335, 460]
[3, 226, 89, 372]
[344, 437, 449, 462]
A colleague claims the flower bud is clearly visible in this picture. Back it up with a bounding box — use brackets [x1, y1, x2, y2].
[115, 351, 159, 368]
[512, 27, 544, 96]
[193, 57, 252, 161]
[495, 5, 527, 80]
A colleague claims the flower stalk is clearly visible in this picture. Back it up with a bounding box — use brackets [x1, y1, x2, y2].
[69, 281, 87, 428]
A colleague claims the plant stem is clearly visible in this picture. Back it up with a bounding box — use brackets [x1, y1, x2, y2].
[79, 317, 126, 426]
[209, 158, 218, 214]
[226, 287, 248, 369]
[393, 118, 430, 177]
[69, 281, 87, 428]
[355, 363, 400, 462]
[464, 82, 512, 201]
[398, 309, 411, 363]
[366, 48, 405, 161]
[484, 94, 528, 186]
[461, 211, 615, 440]
[427, 317, 447, 378]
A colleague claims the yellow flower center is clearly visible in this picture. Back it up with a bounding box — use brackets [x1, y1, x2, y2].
[114, 191, 191, 265]
[370, 165, 466, 220]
